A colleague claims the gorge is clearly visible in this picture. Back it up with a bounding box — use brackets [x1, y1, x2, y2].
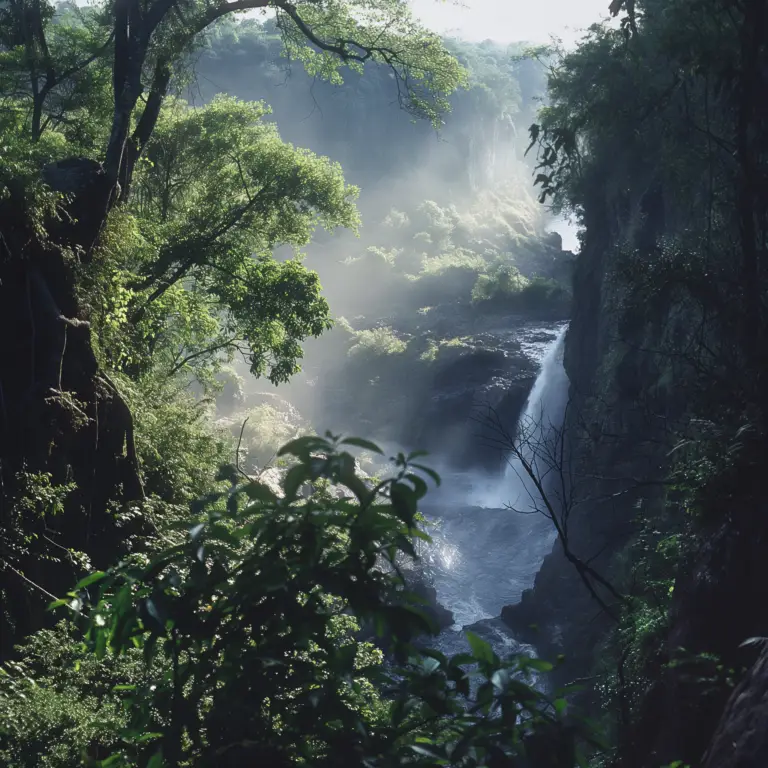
[2, 1, 768, 766]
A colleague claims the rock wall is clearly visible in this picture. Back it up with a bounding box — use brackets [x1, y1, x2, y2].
[501, 180, 675, 691]
[499, 171, 768, 764]
[702, 644, 768, 768]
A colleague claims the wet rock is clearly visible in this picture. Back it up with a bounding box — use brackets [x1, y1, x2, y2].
[404, 570, 455, 632]
[464, 616, 527, 652]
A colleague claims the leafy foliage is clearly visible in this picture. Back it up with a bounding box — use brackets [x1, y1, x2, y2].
[0, 473, 79, 655]
[0, 623, 153, 767]
[85, 95, 360, 385]
[15, 436, 598, 767]
[348, 327, 408, 358]
[121, 374, 233, 506]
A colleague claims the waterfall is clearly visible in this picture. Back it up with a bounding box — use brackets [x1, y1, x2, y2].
[502, 324, 569, 502]
[519, 324, 569, 441]
[426, 325, 570, 643]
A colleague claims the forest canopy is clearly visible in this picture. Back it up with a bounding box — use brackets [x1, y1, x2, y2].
[0, 0, 466, 654]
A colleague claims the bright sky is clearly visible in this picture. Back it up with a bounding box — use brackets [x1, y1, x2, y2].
[408, 0, 611, 45]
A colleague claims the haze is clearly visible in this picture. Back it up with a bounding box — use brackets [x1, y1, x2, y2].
[409, 0, 611, 45]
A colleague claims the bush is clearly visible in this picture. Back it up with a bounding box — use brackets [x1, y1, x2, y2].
[519, 276, 570, 309]
[471, 263, 529, 302]
[236, 401, 306, 469]
[472, 268, 569, 312]
[348, 326, 407, 357]
[33, 435, 598, 767]
[419, 249, 487, 277]
[0, 623, 156, 767]
[123, 375, 232, 505]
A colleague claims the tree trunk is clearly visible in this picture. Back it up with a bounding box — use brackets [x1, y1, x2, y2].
[0, 158, 143, 656]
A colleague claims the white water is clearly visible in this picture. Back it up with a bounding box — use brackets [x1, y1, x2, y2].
[425, 325, 569, 655]
[499, 323, 569, 507]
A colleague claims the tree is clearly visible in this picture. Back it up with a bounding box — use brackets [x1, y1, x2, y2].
[99, 94, 359, 385]
[0, 0, 465, 650]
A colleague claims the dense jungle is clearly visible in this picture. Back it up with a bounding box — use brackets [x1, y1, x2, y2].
[1, 0, 767, 765]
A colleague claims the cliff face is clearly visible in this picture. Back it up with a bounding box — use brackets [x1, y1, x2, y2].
[501, 177, 768, 765]
[196, 33, 532, 213]
[502, 180, 675, 688]
[702, 644, 768, 768]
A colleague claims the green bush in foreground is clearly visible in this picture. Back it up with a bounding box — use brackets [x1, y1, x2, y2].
[4, 436, 599, 767]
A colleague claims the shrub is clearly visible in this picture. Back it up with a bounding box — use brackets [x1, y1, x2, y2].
[471, 263, 529, 303]
[420, 339, 440, 362]
[472, 267, 569, 311]
[519, 276, 570, 309]
[44, 435, 599, 767]
[123, 375, 232, 505]
[420, 249, 487, 277]
[0, 623, 156, 768]
[348, 326, 407, 357]
[236, 401, 306, 469]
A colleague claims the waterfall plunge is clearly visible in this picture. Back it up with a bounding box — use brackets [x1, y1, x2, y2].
[501, 324, 569, 502]
[472, 323, 569, 510]
[427, 326, 570, 632]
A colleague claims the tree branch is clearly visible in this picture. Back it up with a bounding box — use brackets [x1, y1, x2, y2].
[167, 337, 245, 377]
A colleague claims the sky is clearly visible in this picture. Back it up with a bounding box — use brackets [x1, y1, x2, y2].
[408, 0, 611, 46]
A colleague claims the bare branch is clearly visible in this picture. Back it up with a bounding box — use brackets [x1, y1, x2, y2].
[474, 402, 626, 621]
[235, 416, 251, 480]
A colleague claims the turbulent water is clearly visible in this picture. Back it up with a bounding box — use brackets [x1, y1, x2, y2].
[423, 325, 569, 657]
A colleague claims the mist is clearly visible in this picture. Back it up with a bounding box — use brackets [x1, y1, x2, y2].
[181, 24, 582, 651]
[193, 22, 574, 491]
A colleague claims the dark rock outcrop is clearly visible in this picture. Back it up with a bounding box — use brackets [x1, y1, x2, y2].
[624, 496, 768, 767]
[406, 573, 455, 632]
[702, 645, 768, 768]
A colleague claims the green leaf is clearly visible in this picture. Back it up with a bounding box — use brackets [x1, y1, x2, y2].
[189, 523, 205, 542]
[277, 435, 331, 459]
[491, 668, 511, 690]
[133, 732, 163, 743]
[97, 756, 126, 767]
[339, 437, 384, 454]
[524, 657, 554, 673]
[410, 744, 448, 761]
[242, 480, 279, 504]
[448, 653, 476, 668]
[390, 482, 417, 524]
[282, 464, 309, 501]
[466, 631, 495, 664]
[73, 571, 107, 590]
[406, 473, 429, 499]
[410, 462, 441, 487]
